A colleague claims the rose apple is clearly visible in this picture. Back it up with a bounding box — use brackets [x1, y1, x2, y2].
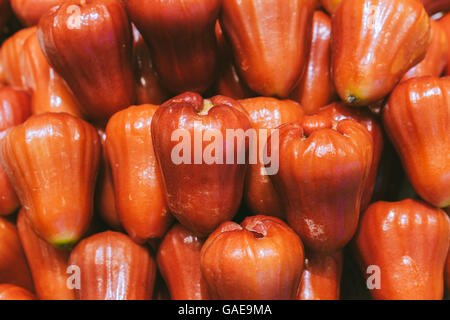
[0, 113, 100, 248]
[220, 0, 316, 98]
[332, 0, 431, 105]
[383, 76, 450, 208]
[37, 0, 135, 125]
[355, 199, 450, 300]
[268, 119, 373, 254]
[151, 92, 252, 236]
[11, 0, 65, 26]
[0, 284, 35, 300]
[201, 215, 305, 300]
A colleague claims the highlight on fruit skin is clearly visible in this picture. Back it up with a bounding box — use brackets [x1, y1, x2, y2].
[0, 112, 101, 248]
[68, 231, 156, 300]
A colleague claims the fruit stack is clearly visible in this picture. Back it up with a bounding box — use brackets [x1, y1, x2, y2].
[0, 0, 448, 301]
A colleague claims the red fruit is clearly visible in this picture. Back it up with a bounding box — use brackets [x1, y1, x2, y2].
[125, 0, 220, 94]
[269, 119, 373, 254]
[220, 0, 316, 97]
[106, 104, 172, 243]
[0, 113, 101, 248]
[239, 97, 304, 218]
[201, 215, 305, 300]
[383, 76, 450, 208]
[151, 93, 252, 236]
[290, 11, 336, 115]
[297, 251, 343, 300]
[17, 210, 74, 300]
[355, 199, 450, 300]
[0, 217, 34, 292]
[332, 0, 431, 105]
[157, 224, 209, 300]
[301, 101, 384, 211]
[37, 0, 136, 125]
[69, 231, 156, 300]
[0, 284, 35, 300]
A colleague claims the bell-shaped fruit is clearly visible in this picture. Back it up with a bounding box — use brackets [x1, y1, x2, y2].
[17, 210, 74, 300]
[20, 30, 82, 117]
[290, 11, 335, 115]
[68, 231, 156, 300]
[297, 251, 343, 300]
[239, 97, 304, 218]
[37, 0, 136, 124]
[11, 0, 65, 26]
[95, 129, 120, 230]
[201, 215, 305, 300]
[382, 76, 450, 208]
[268, 119, 373, 254]
[151, 93, 252, 236]
[0, 113, 101, 248]
[125, 0, 220, 94]
[355, 199, 450, 300]
[0, 284, 35, 300]
[106, 104, 172, 243]
[332, 0, 431, 105]
[0, 86, 31, 216]
[132, 25, 168, 106]
[437, 13, 450, 76]
[0, 217, 34, 292]
[0, 27, 35, 88]
[220, 0, 316, 98]
[402, 20, 449, 81]
[157, 224, 209, 300]
[301, 102, 384, 211]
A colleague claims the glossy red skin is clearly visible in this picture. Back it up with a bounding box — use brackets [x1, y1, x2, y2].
[383, 76, 450, 208]
[402, 20, 449, 81]
[0, 27, 35, 88]
[301, 102, 384, 211]
[220, 0, 316, 98]
[0, 217, 34, 292]
[17, 210, 74, 300]
[37, 0, 136, 125]
[69, 231, 156, 300]
[151, 93, 252, 236]
[290, 11, 336, 115]
[0, 113, 101, 248]
[0, 284, 35, 300]
[297, 251, 343, 300]
[20, 30, 82, 117]
[332, 0, 431, 106]
[355, 199, 450, 300]
[157, 224, 209, 300]
[11, 0, 65, 26]
[201, 215, 305, 300]
[0, 86, 31, 216]
[0, 0, 11, 31]
[437, 13, 450, 76]
[239, 97, 304, 218]
[215, 20, 254, 100]
[268, 120, 373, 254]
[95, 130, 121, 230]
[106, 104, 172, 243]
[126, 0, 220, 94]
[132, 25, 169, 106]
